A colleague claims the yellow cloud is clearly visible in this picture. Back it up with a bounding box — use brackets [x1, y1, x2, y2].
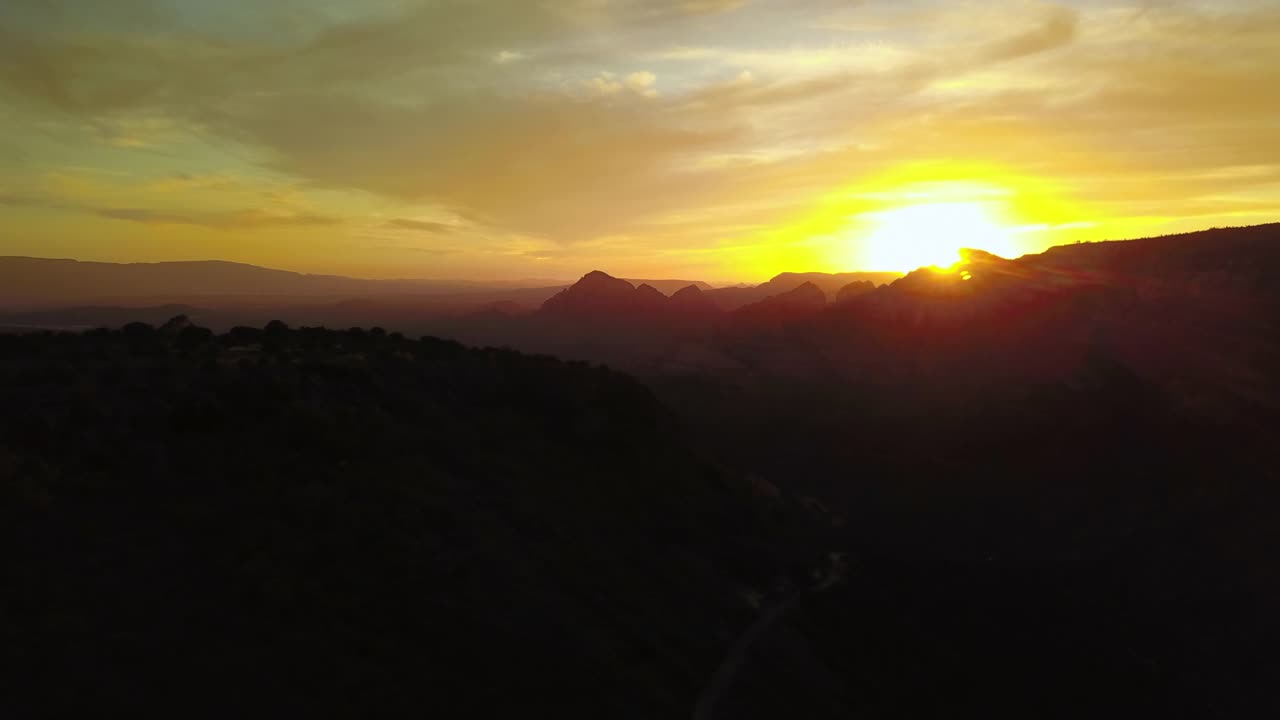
[0, 0, 1277, 280]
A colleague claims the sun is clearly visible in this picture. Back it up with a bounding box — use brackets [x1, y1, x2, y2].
[858, 201, 1017, 272]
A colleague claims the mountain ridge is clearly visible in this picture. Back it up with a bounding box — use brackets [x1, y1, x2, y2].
[0, 256, 902, 310]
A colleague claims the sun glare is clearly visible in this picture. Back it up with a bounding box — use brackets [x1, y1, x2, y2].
[859, 201, 1018, 273]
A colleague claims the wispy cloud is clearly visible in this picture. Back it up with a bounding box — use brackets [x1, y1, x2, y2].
[385, 218, 457, 234]
[978, 6, 1079, 62]
[93, 207, 342, 229]
[373, 245, 459, 257]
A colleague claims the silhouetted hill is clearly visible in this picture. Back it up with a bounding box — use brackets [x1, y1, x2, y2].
[1023, 223, 1280, 297]
[1, 322, 829, 717]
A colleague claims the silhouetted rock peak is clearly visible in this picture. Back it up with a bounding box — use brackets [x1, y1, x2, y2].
[670, 284, 721, 314]
[576, 270, 634, 292]
[773, 281, 827, 308]
[835, 280, 876, 304]
[635, 283, 665, 299]
[542, 271, 667, 316]
[634, 283, 669, 311]
[624, 278, 714, 294]
[738, 281, 828, 319]
[760, 273, 835, 297]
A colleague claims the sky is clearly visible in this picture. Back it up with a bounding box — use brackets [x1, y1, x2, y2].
[1, 0, 1278, 281]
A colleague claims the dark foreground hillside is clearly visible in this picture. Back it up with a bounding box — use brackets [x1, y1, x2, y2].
[645, 230, 1280, 718]
[6, 225, 1280, 719]
[656, 359, 1280, 718]
[648, 227, 1280, 718]
[0, 323, 829, 717]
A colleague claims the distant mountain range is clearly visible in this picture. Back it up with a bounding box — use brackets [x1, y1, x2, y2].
[539, 270, 902, 318]
[703, 272, 904, 310]
[538, 272, 858, 321]
[412, 222, 1280, 382]
[541, 271, 691, 317]
[0, 256, 888, 307]
[7, 223, 1280, 718]
[0, 255, 902, 333]
[9, 224, 1279, 352]
[0, 257, 565, 307]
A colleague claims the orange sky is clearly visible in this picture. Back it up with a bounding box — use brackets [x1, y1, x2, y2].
[1, 0, 1278, 281]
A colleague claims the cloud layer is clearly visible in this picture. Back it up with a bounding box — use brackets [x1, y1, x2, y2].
[1, 0, 1277, 279]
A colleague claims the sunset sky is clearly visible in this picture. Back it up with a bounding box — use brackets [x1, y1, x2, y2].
[2, 0, 1278, 281]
